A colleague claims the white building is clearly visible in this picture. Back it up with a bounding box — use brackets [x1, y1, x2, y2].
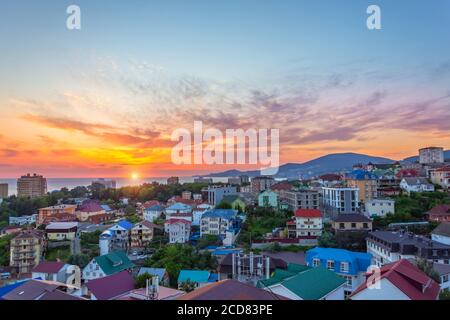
[9, 214, 37, 226]
[431, 222, 450, 246]
[165, 219, 191, 244]
[430, 167, 450, 189]
[434, 263, 450, 292]
[400, 177, 435, 194]
[32, 261, 81, 290]
[322, 187, 359, 213]
[205, 186, 237, 206]
[200, 209, 238, 237]
[287, 209, 323, 245]
[143, 205, 165, 222]
[192, 204, 213, 226]
[419, 147, 444, 164]
[365, 198, 395, 217]
[165, 203, 192, 219]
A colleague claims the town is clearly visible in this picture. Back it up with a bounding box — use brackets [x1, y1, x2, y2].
[0, 146, 449, 301]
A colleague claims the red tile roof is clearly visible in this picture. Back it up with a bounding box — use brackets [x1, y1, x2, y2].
[435, 166, 450, 172]
[319, 174, 342, 181]
[86, 270, 135, 300]
[78, 200, 104, 213]
[294, 209, 322, 218]
[32, 261, 66, 274]
[142, 200, 161, 209]
[270, 182, 294, 191]
[350, 259, 440, 300]
[165, 218, 192, 225]
[427, 204, 450, 216]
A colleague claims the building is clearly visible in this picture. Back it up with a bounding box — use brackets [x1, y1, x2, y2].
[317, 174, 343, 187]
[400, 177, 435, 194]
[419, 147, 444, 164]
[32, 261, 81, 288]
[17, 174, 47, 198]
[426, 204, 450, 222]
[227, 175, 249, 186]
[200, 209, 239, 237]
[75, 200, 106, 222]
[365, 198, 395, 217]
[45, 222, 78, 241]
[322, 186, 359, 215]
[137, 267, 170, 286]
[130, 221, 162, 248]
[430, 166, 450, 189]
[287, 209, 323, 245]
[258, 264, 346, 300]
[251, 176, 276, 195]
[282, 190, 320, 211]
[350, 259, 440, 300]
[10, 230, 45, 274]
[0, 226, 22, 238]
[432, 222, 450, 245]
[331, 214, 372, 233]
[177, 270, 216, 289]
[220, 195, 246, 212]
[1, 279, 85, 301]
[306, 247, 372, 298]
[257, 189, 278, 208]
[165, 202, 192, 219]
[167, 176, 180, 185]
[85, 270, 135, 300]
[164, 219, 191, 244]
[205, 185, 237, 206]
[9, 214, 37, 226]
[38, 204, 77, 225]
[433, 263, 450, 292]
[366, 230, 450, 267]
[143, 204, 165, 222]
[91, 178, 117, 189]
[179, 279, 286, 300]
[181, 191, 192, 200]
[192, 203, 214, 226]
[346, 170, 378, 204]
[82, 251, 135, 282]
[193, 177, 213, 184]
[108, 220, 134, 250]
[0, 183, 8, 198]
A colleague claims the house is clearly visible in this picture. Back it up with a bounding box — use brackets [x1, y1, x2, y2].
[10, 230, 45, 274]
[45, 222, 78, 241]
[426, 204, 450, 222]
[287, 209, 323, 245]
[306, 247, 372, 298]
[108, 220, 134, 250]
[430, 166, 450, 189]
[75, 200, 107, 222]
[38, 204, 77, 225]
[433, 263, 450, 292]
[0, 226, 22, 238]
[317, 174, 343, 187]
[221, 195, 247, 212]
[364, 198, 395, 217]
[85, 270, 135, 300]
[366, 230, 450, 266]
[346, 170, 379, 204]
[130, 221, 162, 249]
[137, 267, 169, 286]
[192, 203, 213, 226]
[165, 219, 191, 244]
[1, 279, 84, 300]
[178, 279, 287, 300]
[258, 264, 346, 300]
[9, 214, 37, 226]
[350, 259, 440, 300]
[165, 202, 193, 219]
[431, 222, 450, 245]
[143, 204, 165, 222]
[177, 270, 216, 289]
[400, 177, 435, 194]
[331, 214, 372, 233]
[170, 212, 193, 223]
[31, 261, 81, 289]
[258, 189, 278, 208]
[200, 209, 239, 238]
[205, 185, 238, 205]
[82, 251, 135, 282]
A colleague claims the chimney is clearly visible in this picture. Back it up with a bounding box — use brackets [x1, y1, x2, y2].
[265, 257, 270, 280]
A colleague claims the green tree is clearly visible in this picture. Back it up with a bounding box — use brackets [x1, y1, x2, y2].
[318, 231, 338, 248]
[216, 201, 232, 209]
[414, 258, 440, 283]
[68, 254, 90, 269]
[179, 280, 197, 293]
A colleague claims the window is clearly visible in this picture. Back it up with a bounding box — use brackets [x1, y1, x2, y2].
[327, 260, 335, 270]
[443, 275, 449, 283]
[344, 275, 353, 286]
[313, 258, 320, 267]
[351, 223, 356, 228]
[340, 262, 349, 273]
[363, 223, 368, 228]
[339, 223, 345, 229]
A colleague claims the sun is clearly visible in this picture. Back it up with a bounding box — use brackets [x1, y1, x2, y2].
[131, 172, 139, 180]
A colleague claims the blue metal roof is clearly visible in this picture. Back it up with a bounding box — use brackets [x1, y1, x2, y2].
[178, 270, 210, 283]
[145, 205, 165, 211]
[100, 205, 112, 212]
[202, 209, 238, 220]
[117, 220, 134, 230]
[138, 267, 166, 279]
[166, 203, 192, 211]
[347, 170, 378, 180]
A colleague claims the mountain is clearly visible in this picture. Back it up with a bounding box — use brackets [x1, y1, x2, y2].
[203, 152, 395, 179]
[402, 150, 450, 163]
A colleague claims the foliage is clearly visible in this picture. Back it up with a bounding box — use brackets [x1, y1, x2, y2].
[45, 246, 71, 262]
[68, 254, 90, 269]
[318, 231, 338, 248]
[126, 214, 141, 224]
[0, 234, 14, 266]
[216, 201, 232, 210]
[414, 258, 441, 283]
[196, 235, 221, 249]
[143, 244, 217, 288]
[179, 280, 197, 293]
[264, 243, 308, 253]
[134, 272, 159, 289]
[440, 289, 450, 300]
[80, 230, 101, 247]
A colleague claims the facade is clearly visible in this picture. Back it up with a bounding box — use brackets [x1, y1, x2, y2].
[431, 222, 450, 245]
[206, 185, 237, 206]
[10, 230, 45, 274]
[331, 214, 372, 233]
[306, 247, 372, 298]
[45, 222, 78, 241]
[287, 209, 323, 245]
[143, 204, 165, 222]
[0, 183, 8, 198]
[282, 190, 319, 211]
[108, 220, 134, 250]
[130, 221, 162, 248]
[181, 191, 192, 200]
[400, 177, 435, 194]
[75, 200, 106, 222]
[17, 174, 47, 198]
[200, 209, 238, 237]
[350, 259, 440, 300]
[346, 170, 378, 204]
[165, 219, 191, 244]
[365, 198, 395, 217]
[426, 204, 450, 222]
[366, 230, 450, 266]
[433, 263, 450, 292]
[82, 251, 135, 282]
[419, 147, 444, 164]
[322, 187, 359, 214]
[38, 204, 77, 225]
[165, 202, 192, 218]
[192, 203, 214, 226]
[31, 261, 81, 288]
[257, 189, 278, 208]
[430, 166, 450, 189]
[251, 176, 276, 195]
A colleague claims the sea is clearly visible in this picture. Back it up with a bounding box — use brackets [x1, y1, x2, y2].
[0, 177, 230, 197]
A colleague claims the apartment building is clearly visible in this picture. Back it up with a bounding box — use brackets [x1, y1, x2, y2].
[165, 219, 192, 244]
[130, 221, 162, 248]
[205, 186, 237, 206]
[0, 183, 8, 199]
[287, 209, 323, 245]
[430, 167, 450, 189]
[282, 189, 320, 211]
[10, 230, 45, 274]
[38, 204, 77, 225]
[200, 209, 238, 237]
[17, 174, 47, 198]
[346, 170, 378, 204]
[322, 187, 359, 215]
[419, 147, 444, 164]
[364, 198, 395, 217]
[250, 176, 276, 195]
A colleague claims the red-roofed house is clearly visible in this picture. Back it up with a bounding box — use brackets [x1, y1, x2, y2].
[76, 200, 106, 222]
[430, 166, 450, 189]
[350, 259, 440, 300]
[287, 209, 323, 245]
[32, 261, 81, 287]
[165, 219, 191, 244]
[85, 270, 135, 300]
[426, 204, 450, 222]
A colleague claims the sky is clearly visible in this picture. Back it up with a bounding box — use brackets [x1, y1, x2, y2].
[0, 0, 449, 178]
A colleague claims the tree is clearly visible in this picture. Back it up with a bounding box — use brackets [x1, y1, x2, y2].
[216, 201, 232, 210]
[179, 280, 196, 293]
[318, 231, 338, 248]
[414, 258, 440, 283]
[197, 235, 221, 249]
[68, 254, 90, 269]
[440, 289, 450, 300]
[134, 272, 159, 289]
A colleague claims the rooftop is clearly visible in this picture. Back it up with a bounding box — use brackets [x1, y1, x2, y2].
[86, 270, 135, 300]
[94, 251, 135, 276]
[333, 214, 372, 223]
[32, 261, 65, 274]
[432, 222, 450, 237]
[178, 270, 210, 283]
[294, 209, 322, 218]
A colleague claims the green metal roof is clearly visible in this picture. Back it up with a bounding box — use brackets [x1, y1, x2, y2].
[287, 263, 310, 273]
[257, 264, 311, 288]
[94, 251, 135, 276]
